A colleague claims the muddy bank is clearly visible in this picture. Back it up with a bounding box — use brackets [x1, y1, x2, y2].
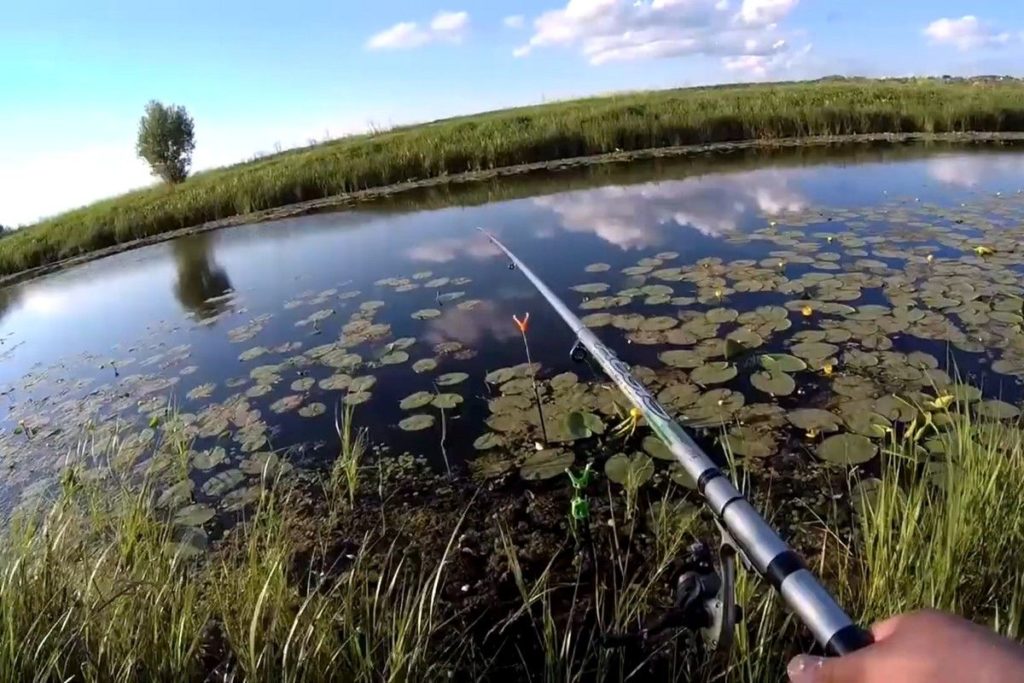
[5, 131, 1024, 287]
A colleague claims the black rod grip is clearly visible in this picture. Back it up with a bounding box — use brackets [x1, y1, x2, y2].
[826, 624, 875, 655]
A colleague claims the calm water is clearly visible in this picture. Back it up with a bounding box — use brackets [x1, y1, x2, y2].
[2, 143, 1024, 514]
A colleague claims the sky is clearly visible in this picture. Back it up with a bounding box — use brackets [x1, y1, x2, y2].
[2, 0, 1023, 227]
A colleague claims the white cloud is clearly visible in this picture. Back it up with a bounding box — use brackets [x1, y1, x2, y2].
[513, 0, 800, 67]
[724, 42, 812, 79]
[927, 154, 1024, 188]
[504, 15, 526, 29]
[368, 10, 470, 50]
[536, 169, 805, 250]
[924, 16, 1011, 52]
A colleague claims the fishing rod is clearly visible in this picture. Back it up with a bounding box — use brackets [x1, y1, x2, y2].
[479, 228, 872, 658]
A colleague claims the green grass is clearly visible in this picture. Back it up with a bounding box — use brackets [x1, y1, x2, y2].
[1, 393, 1023, 681]
[6, 77, 1024, 277]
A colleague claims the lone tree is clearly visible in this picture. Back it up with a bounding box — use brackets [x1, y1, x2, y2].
[136, 100, 195, 184]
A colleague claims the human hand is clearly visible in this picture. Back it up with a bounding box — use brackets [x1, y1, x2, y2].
[787, 610, 1024, 683]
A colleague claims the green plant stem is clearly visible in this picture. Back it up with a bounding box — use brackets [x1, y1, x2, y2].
[518, 329, 549, 443]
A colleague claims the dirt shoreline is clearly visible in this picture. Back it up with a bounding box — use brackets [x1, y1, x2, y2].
[5, 131, 1024, 287]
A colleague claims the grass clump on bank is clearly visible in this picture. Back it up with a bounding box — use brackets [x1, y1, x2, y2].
[6, 77, 1024, 277]
[1, 394, 1024, 681]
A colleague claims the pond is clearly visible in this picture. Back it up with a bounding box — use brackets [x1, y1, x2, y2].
[2, 142, 1024, 521]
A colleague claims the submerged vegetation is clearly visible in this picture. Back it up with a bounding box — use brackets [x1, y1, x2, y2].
[6, 78, 1024, 276]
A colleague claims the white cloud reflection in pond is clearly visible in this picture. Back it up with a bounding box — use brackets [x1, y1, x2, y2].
[534, 169, 806, 250]
[406, 234, 503, 263]
[927, 154, 1024, 189]
[425, 300, 519, 347]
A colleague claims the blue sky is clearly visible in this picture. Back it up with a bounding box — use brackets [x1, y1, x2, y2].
[2, 0, 1023, 227]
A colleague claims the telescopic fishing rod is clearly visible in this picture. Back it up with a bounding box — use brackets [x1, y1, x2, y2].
[479, 228, 872, 658]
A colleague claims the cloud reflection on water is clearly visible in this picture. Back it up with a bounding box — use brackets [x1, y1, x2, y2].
[534, 169, 806, 250]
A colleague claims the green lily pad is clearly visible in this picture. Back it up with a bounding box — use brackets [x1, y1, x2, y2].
[290, 377, 315, 392]
[760, 354, 807, 373]
[436, 372, 469, 387]
[691, 362, 737, 386]
[668, 463, 696, 490]
[270, 395, 304, 414]
[845, 412, 891, 438]
[167, 527, 208, 559]
[604, 453, 654, 486]
[186, 383, 216, 401]
[473, 432, 504, 450]
[639, 316, 678, 332]
[349, 376, 377, 393]
[173, 504, 215, 527]
[222, 486, 262, 512]
[380, 351, 409, 366]
[319, 374, 352, 391]
[343, 391, 372, 406]
[572, 283, 610, 294]
[585, 263, 611, 273]
[951, 384, 983, 403]
[412, 309, 442, 320]
[239, 346, 269, 362]
[399, 414, 435, 431]
[550, 372, 579, 390]
[192, 447, 227, 471]
[642, 435, 674, 461]
[400, 391, 433, 410]
[816, 433, 878, 465]
[791, 342, 839, 361]
[787, 409, 843, 433]
[581, 312, 614, 328]
[520, 449, 574, 481]
[469, 452, 513, 480]
[706, 308, 739, 324]
[660, 350, 703, 369]
[750, 370, 796, 397]
[157, 480, 195, 509]
[202, 469, 245, 497]
[724, 426, 776, 458]
[564, 411, 605, 440]
[612, 314, 645, 331]
[432, 393, 464, 410]
[485, 367, 518, 384]
[412, 358, 438, 374]
[976, 400, 1021, 419]
[850, 478, 883, 516]
[298, 403, 326, 418]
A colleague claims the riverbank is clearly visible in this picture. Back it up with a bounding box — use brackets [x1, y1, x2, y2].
[5, 78, 1024, 279]
[3, 397, 1023, 682]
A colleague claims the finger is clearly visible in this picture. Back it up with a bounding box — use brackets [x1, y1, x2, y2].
[787, 646, 879, 683]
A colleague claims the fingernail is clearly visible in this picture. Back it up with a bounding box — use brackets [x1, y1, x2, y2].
[787, 655, 827, 682]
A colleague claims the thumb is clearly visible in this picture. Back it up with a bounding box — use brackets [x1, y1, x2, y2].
[787, 654, 864, 683]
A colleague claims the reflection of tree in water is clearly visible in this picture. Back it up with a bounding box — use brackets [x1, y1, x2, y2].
[0, 283, 21, 327]
[171, 234, 233, 320]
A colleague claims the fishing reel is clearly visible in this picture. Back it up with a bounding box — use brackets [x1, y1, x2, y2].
[603, 532, 742, 659]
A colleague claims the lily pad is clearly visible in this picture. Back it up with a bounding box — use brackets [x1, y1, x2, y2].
[551, 372, 579, 390]
[399, 414, 435, 431]
[298, 403, 326, 418]
[604, 453, 654, 486]
[585, 263, 611, 273]
[380, 351, 409, 366]
[412, 309, 442, 320]
[572, 283, 610, 294]
[520, 449, 574, 481]
[659, 349, 703, 369]
[760, 354, 807, 373]
[239, 346, 269, 362]
[791, 342, 839, 361]
[192, 447, 227, 471]
[436, 372, 469, 387]
[343, 391, 372, 406]
[787, 409, 843, 433]
[173, 504, 215, 527]
[412, 358, 438, 374]
[976, 400, 1021, 420]
[270, 395, 303, 414]
[724, 426, 776, 458]
[668, 463, 696, 490]
[581, 312, 614, 328]
[469, 452, 513, 480]
[690, 362, 737, 386]
[642, 435, 674, 461]
[564, 411, 605, 440]
[432, 393, 464, 410]
[319, 374, 352, 391]
[816, 433, 878, 465]
[290, 377, 315, 392]
[473, 432, 504, 450]
[400, 391, 434, 410]
[750, 370, 796, 397]
[202, 469, 245, 497]
[845, 412, 891, 438]
[349, 376, 377, 393]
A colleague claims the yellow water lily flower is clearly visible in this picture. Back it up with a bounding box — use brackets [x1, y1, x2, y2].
[801, 305, 813, 317]
[805, 428, 819, 439]
[926, 254, 934, 263]
[973, 246, 995, 256]
[822, 363, 834, 376]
